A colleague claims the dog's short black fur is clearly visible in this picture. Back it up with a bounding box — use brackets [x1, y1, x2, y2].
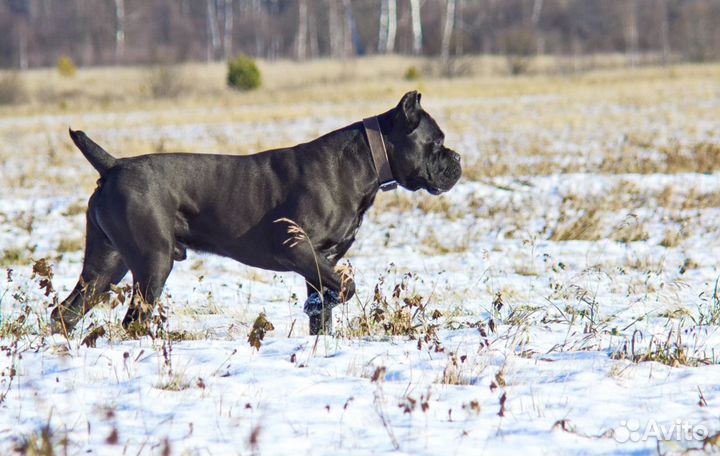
[51, 91, 461, 335]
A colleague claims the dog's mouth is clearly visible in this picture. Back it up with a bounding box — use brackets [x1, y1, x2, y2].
[424, 156, 461, 195]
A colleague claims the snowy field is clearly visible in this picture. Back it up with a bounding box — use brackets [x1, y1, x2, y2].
[2, 62, 720, 455]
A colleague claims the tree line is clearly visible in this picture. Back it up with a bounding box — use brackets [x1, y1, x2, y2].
[1, 0, 719, 69]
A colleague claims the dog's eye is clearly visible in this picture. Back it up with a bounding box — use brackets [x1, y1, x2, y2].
[433, 139, 444, 149]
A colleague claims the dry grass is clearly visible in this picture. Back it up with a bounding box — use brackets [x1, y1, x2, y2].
[547, 190, 635, 242]
[56, 237, 83, 254]
[437, 352, 477, 385]
[550, 207, 604, 241]
[2, 57, 720, 366]
[659, 225, 691, 248]
[2, 57, 719, 202]
[611, 324, 712, 367]
[681, 188, 720, 209]
[337, 273, 444, 351]
[3, 56, 718, 117]
[610, 215, 650, 244]
[419, 228, 471, 255]
[0, 245, 35, 267]
[0, 72, 24, 105]
[143, 64, 187, 99]
[4, 59, 720, 456]
[155, 372, 191, 391]
[372, 192, 463, 219]
[462, 137, 720, 179]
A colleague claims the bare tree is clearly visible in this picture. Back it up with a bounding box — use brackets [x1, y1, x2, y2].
[224, 0, 233, 59]
[296, 0, 308, 59]
[409, 0, 423, 54]
[658, 0, 670, 65]
[530, 0, 543, 25]
[206, 0, 220, 61]
[251, 0, 264, 57]
[343, 0, 360, 56]
[625, 0, 639, 67]
[308, 7, 319, 58]
[378, 0, 397, 54]
[328, 0, 343, 58]
[378, 0, 388, 53]
[386, 0, 397, 53]
[180, 0, 190, 16]
[440, 0, 456, 65]
[114, 0, 125, 63]
[18, 28, 28, 69]
[454, 0, 464, 56]
[530, 0, 543, 53]
[9, 0, 33, 70]
[1, 0, 718, 68]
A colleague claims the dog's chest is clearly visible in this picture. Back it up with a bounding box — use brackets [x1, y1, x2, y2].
[322, 216, 361, 261]
[322, 193, 375, 262]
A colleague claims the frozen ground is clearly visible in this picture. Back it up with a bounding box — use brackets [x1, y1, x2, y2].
[2, 69, 720, 455]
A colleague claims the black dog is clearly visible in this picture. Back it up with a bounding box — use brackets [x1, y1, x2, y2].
[50, 91, 461, 335]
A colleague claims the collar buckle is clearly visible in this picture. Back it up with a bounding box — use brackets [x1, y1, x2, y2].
[379, 180, 398, 192]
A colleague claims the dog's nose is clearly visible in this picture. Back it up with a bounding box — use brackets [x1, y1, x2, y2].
[450, 151, 461, 163]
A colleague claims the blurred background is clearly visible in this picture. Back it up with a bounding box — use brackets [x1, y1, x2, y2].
[1, 0, 719, 70]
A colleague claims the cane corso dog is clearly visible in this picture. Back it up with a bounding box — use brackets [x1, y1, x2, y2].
[50, 91, 461, 335]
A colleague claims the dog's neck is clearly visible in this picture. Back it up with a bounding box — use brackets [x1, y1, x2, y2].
[362, 116, 397, 192]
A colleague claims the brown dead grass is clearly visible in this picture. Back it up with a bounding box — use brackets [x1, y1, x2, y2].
[462, 139, 720, 180]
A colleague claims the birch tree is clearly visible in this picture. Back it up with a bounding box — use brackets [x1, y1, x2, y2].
[530, 0, 543, 25]
[625, 0, 639, 67]
[206, 0, 220, 61]
[328, 0, 342, 58]
[454, 0, 463, 55]
[440, 0, 456, 65]
[224, 0, 233, 60]
[308, 9, 319, 58]
[409, 0, 422, 54]
[114, 0, 125, 62]
[378, 0, 397, 54]
[18, 29, 27, 69]
[378, 0, 388, 53]
[343, 0, 360, 57]
[658, 0, 670, 65]
[386, 0, 396, 53]
[530, 0, 543, 53]
[296, 0, 307, 59]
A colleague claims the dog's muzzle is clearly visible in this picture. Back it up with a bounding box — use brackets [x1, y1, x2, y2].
[428, 149, 462, 194]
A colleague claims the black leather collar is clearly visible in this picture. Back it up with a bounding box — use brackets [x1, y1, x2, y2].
[362, 116, 397, 191]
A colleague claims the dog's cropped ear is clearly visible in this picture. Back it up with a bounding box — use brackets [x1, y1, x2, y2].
[396, 91, 422, 130]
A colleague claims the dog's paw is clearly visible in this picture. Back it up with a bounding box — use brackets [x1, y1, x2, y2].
[49, 317, 70, 335]
[49, 306, 78, 336]
[303, 290, 341, 316]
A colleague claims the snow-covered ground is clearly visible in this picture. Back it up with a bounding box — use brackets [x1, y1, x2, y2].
[2, 72, 720, 455]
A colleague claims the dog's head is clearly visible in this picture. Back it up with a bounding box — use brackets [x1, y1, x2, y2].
[384, 91, 461, 195]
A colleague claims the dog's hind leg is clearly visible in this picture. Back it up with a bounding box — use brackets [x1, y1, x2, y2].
[121, 253, 174, 334]
[51, 216, 128, 334]
[94, 194, 176, 335]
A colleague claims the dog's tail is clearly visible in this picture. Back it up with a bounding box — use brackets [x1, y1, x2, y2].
[68, 128, 116, 176]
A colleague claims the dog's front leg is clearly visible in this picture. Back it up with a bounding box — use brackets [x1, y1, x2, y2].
[301, 262, 354, 335]
[278, 242, 355, 335]
[304, 284, 340, 336]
